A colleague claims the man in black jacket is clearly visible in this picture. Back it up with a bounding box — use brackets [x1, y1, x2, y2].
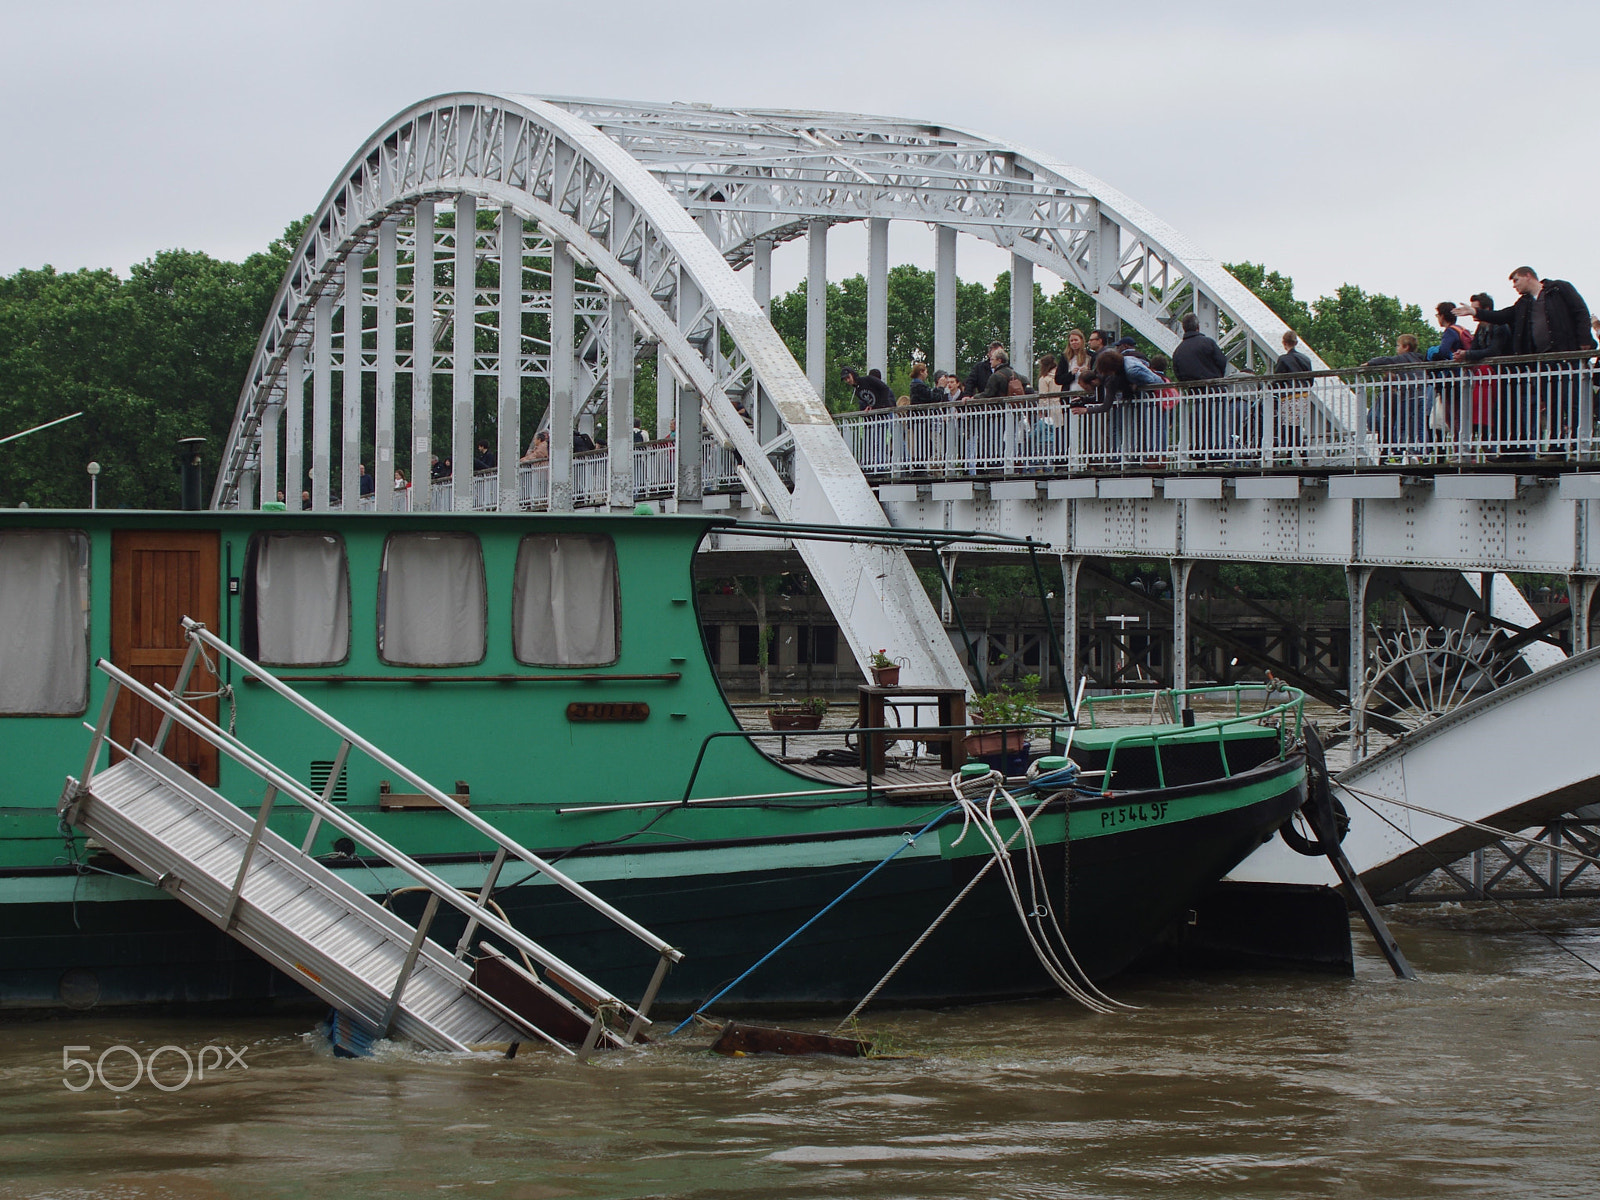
[1172, 313, 1232, 457]
[1172, 313, 1229, 381]
[841, 366, 896, 410]
[1458, 269, 1596, 448]
[964, 343, 1004, 396]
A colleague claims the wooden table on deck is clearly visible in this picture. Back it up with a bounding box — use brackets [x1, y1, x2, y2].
[857, 685, 968, 774]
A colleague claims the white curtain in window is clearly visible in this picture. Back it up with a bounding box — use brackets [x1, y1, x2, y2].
[514, 535, 617, 665]
[0, 530, 89, 714]
[379, 533, 485, 665]
[256, 533, 349, 665]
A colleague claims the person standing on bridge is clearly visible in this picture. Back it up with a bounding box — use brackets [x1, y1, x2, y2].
[1072, 348, 1162, 464]
[1458, 269, 1595, 453]
[965, 343, 1005, 397]
[1273, 331, 1314, 461]
[1173, 313, 1232, 461]
[843, 366, 897, 471]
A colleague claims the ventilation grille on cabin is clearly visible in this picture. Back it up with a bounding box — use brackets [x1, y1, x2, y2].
[308, 760, 349, 803]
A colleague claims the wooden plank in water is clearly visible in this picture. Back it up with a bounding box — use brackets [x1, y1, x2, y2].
[710, 1020, 869, 1058]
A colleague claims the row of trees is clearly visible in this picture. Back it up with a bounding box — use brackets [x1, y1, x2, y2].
[0, 221, 1437, 508]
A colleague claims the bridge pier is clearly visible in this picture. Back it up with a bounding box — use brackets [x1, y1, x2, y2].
[1569, 576, 1599, 654]
[451, 193, 476, 512]
[806, 220, 827, 394]
[608, 295, 635, 511]
[341, 259, 362, 509]
[1171, 559, 1195, 694]
[375, 217, 398, 512]
[866, 218, 888, 375]
[498, 208, 523, 512]
[548, 234, 574, 512]
[934, 226, 957, 376]
[1346, 565, 1375, 758]
[411, 200, 435, 508]
[1061, 556, 1082, 693]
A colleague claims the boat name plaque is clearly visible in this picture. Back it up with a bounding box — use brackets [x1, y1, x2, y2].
[566, 702, 651, 723]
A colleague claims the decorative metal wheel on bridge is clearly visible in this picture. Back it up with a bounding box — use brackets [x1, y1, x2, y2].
[1358, 619, 1521, 740]
[211, 93, 1319, 691]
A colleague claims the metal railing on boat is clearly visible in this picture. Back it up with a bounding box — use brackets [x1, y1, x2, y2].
[61, 619, 682, 1054]
[1057, 683, 1307, 792]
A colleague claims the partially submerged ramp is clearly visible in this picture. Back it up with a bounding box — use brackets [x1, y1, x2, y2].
[1232, 645, 1600, 897]
[60, 620, 681, 1055]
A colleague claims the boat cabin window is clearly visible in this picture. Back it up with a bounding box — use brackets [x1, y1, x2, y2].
[512, 534, 619, 666]
[377, 532, 486, 666]
[242, 533, 350, 666]
[0, 529, 89, 715]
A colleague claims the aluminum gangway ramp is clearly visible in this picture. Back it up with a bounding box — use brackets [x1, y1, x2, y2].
[60, 619, 682, 1057]
[1232, 644, 1600, 897]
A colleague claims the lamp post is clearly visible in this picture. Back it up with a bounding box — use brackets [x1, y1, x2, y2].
[86, 461, 100, 510]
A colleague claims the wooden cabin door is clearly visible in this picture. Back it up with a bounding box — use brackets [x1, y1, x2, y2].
[111, 530, 221, 784]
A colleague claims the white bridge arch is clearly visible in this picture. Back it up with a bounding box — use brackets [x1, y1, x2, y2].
[214, 93, 1317, 690]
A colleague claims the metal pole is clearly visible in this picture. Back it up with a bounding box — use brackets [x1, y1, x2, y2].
[1061, 557, 1082, 704]
[498, 207, 523, 512]
[341, 257, 363, 509]
[1010, 252, 1034, 379]
[806, 219, 828, 396]
[675, 276, 702, 506]
[284, 343, 306, 510]
[411, 200, 435, 507]
[655, 342, 674, 441]
[223, 785, 277, 929]
[451, 192, 476, 511]
[608, 296, 635, 510]
[1171, 559, 1195, 694]
[866, 217, 888, 375]
[549, 235, 575, 511]
[311, 291, 332, 510]
[1346, 565, 1373, 759]
[259, 400, 281, 507]
[751, 237, 772, 315]
[934, 225, 957, 376]
[453, 845, 508, 960]
[381, 890, 441, 1035]
[375, 217, 398, 512]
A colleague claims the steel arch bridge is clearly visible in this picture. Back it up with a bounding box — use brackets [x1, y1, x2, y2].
[213, 92, 1316, 689]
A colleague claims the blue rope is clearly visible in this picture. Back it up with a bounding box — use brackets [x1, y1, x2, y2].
[669, 804, 958, 1035]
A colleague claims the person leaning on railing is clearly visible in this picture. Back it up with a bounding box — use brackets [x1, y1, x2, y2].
[1071, 349, 1163, 464]
[1453, 292, 1512, 447]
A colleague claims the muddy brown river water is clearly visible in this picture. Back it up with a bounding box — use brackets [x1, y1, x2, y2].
[2, 903, 1597, 1199]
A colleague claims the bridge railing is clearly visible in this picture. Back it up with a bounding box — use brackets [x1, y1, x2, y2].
[834, 352, 1598, 478]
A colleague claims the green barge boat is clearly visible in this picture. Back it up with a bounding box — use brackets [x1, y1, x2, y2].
[0, 508, 1307, 1014]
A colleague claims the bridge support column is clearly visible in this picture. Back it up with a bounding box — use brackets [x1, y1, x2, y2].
[1171, 559, 1195, 694]
[497, 208, 522, 511]
[311, 292, 332, 510]
[375, 217, 397, 512]
[934, 225, 956, 377]
[867, 217, 888, 375]
[1569, 576, 1599, 653]
[1010, 253, 1034, 379]
[411, 200, 435, 509]
[939, 552, 958, 625]
[750, 236, 772, 315]
[608, 297, 635, 510]
[675, 277, 703, 506]
[806, 220, 828, 395]
[1346, 565, 1374, 758]
[238, 467, 258, 510]
[451, 193, 476, 511]
[548, 234, 574, 512]
[655, 342, 673, 439]
[259, 399, 281, 508]
[1062, 556, 1083, 697]
[341, 260, 362, 510]
[284, 344, 305, 510]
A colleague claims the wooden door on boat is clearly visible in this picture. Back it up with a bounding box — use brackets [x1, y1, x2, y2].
[111, 530, 221, 784]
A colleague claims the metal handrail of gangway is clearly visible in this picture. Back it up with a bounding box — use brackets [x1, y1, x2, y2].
[72, 618, 682, 1046]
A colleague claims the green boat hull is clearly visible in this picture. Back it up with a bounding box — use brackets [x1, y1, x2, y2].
[0, 758, 1303, 1012]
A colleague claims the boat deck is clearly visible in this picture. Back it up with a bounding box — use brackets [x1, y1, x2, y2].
[777, 757, 957, 797]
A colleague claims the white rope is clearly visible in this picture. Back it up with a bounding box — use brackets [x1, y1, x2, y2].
[840, 768, 1136, 1025]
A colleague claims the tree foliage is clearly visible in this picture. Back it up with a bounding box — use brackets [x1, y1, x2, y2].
[0, 221, 305, 508]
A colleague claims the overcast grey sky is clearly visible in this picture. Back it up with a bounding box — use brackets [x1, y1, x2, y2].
[4, 0, 1596, 318]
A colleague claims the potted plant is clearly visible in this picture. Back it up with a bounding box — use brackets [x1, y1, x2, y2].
[768, 695, 829, 731]
[868, 649, 901, 687]
[965, 674, 1041, 775]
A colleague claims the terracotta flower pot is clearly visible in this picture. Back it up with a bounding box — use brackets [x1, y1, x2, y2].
[872, 665, 901, 687]
[964, 729, 1031, 776]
